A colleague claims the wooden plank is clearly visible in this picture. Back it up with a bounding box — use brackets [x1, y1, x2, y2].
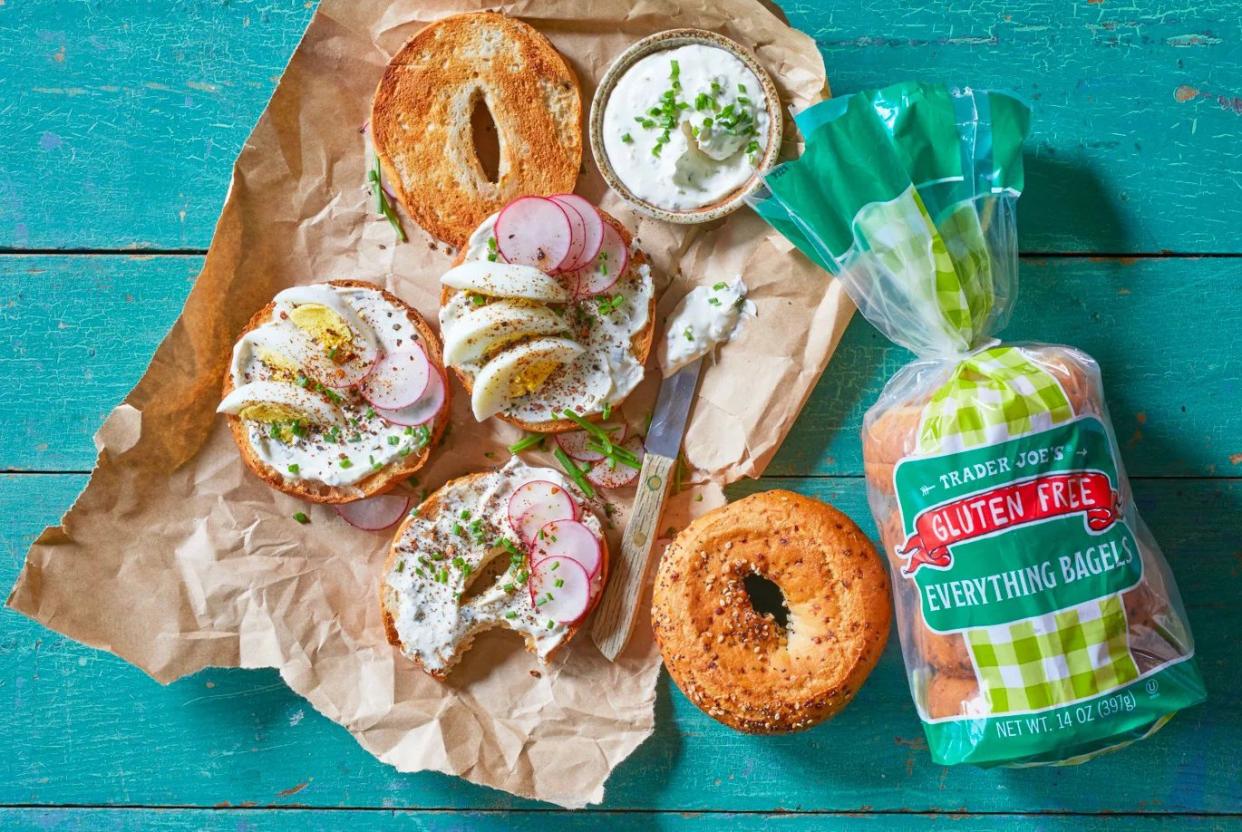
[3, 255, 1238, 478]
[2, 808, 1237, 831]
[0, 0, 314, 252]
[3, 473, 1236, 813]
[2, 1, 1241, 252]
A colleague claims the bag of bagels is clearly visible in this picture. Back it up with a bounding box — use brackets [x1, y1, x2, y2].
[749, 81, 1205, 765]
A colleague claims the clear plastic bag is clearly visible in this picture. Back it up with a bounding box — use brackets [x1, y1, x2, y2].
[751, 82, 1204, 765]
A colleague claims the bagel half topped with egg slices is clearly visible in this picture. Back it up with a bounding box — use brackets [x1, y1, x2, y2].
[219, 280, 450, 503]
[439, 195, 656, 432]
[381, 457, 608, 678]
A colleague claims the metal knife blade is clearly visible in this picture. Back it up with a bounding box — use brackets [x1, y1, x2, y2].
[645, 358, 703, 458]
[591, 358, 703, 660]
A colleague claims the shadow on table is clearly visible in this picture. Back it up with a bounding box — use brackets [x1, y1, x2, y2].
[1020, 150, 1134, 253]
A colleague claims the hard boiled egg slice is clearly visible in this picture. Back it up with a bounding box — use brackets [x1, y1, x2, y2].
[443, 299, 569, 365]
[219, 381, 344, 441]
[272, 286, 380, 385]
[470, 337, 584, 421]
[442, 261, 571, 303]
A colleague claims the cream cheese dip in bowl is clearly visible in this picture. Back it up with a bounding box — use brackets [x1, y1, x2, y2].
[589, 29, 783, 224]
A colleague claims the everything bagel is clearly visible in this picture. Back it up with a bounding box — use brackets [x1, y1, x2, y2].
[652, 490, 891, 733]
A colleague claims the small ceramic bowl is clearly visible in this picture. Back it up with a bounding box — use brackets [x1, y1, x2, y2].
[589, 28, 783, 225]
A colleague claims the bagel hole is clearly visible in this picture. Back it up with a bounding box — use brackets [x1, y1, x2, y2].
[460, 550, 511, 604]
[470, 94, 501, 184]
[743, 573, 790, 630]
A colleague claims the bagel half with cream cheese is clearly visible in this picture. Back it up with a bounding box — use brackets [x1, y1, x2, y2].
[380, 457, 609, 679]
[440, 208, 656, 433]
[219, 280, 450, 504]
[371, 11, 582, 248]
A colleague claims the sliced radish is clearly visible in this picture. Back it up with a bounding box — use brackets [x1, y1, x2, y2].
[554, 422, 628, 463]
[532, 519, 603, 579]
[553, 194, 604, 267]
[360, 345, 430, 409]
[334, 493, 411, 531]
[573, 222, 629, 297]
[549, 195, 587, 272]
[495, 196, 572, 272]
[528, 555, 592, 624]
[586, 436, 644, 490]
[508, 480, 577, 544]
[323, 347, 379, 389]
[375, 365, 445, 426]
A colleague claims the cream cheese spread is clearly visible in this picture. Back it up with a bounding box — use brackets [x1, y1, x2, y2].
[440, 214, 654, 422]
[223, 284, 432, 491]
[602, 44, 770, 211]
[659, 276, 754, 375]
[383, 458, 604, 674]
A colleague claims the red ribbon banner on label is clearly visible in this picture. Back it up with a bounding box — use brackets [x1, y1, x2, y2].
[899, 471, 1120, 575]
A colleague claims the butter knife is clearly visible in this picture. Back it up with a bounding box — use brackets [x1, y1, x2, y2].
[591, 358, 702, 660]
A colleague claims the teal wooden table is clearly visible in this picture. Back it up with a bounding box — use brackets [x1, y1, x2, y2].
[3, 1, 1240, 829]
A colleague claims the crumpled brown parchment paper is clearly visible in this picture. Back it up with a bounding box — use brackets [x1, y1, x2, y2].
[8, 0, 849, 808]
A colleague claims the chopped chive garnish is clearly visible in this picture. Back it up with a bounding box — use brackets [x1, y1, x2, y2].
[508, 432, 545, 454]
[287, 463, 300, 475]
[293, 512, 309, 525]
[552, 446, 595, 499]
[621, 132, 633, 144]
[713, 281, 727, 290]
[369, 157, 408, 242]
[339, 457, 353, 469]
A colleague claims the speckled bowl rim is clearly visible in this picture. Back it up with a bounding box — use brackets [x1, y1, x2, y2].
[589, 28, 784, 225]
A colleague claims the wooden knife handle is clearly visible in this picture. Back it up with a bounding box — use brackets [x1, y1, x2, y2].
[590, 452, 675, 661]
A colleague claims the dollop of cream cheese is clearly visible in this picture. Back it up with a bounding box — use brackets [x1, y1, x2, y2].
[382, 458, 605, 674]
[602, 44, 771, 211]
[659, 277, 755, 375]
[439, 214, 654, 423]
[223, 284, 433, 492]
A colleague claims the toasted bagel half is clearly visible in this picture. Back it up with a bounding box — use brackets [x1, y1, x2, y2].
[372, 11, 582, 248]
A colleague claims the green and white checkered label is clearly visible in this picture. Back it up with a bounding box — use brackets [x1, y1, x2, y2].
[895, 347, 1146, 714]
[918, 346, 1074, 454]
[966, 595, 1139, 714]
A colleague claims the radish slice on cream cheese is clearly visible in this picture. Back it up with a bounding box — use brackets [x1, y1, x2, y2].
[549, 195, 588, 271]
[532, 519, 603, 579]
[552, 193, 605, 267]
[529, 555, 592, 624]
[360, 345, 431, 409]
[374, 366, 445, 426]
[334, 493, 411, 531]
[496, 196, 572, 272]
[508, 480, 577, 544]
[573, 222, 629, 297]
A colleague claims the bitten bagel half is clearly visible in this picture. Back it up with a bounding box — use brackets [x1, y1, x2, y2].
[380, 462, 609, 679]
[222, 280, 450, 503]
[371, 11, 582, 248]
[652, 490, 892, 733]
[443, 210, 656, 433]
